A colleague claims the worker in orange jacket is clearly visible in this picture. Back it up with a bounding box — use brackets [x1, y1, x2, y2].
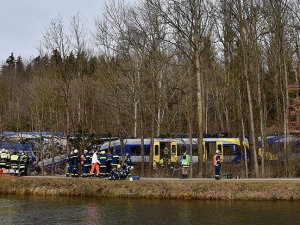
[213, 150, 221, 180]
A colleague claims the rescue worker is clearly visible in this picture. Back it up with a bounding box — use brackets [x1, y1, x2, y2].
[180, 150, 191, 179]
[81, 149, 92, 177]
[111, 148, 120, 170]
[25, 152, 29, 175]
[99, 150, 107, 177]
[90, 150, 100, 177]
[0, 149, 3, 168]
[124, 152, 132, 168]
[109, 164, 121, 180]
[6, 150, 11, 170]
[106, 150, 112, 176]
[66, 151, 74, 177]
[19, 152, 27, 176]
[120, 164, 131, 180]
[0, 149, 9, 169]
[10, 151, 20, 175]
[162, 146, 170, 167]
[71, 149, 80, 177]
[213, 150, 221, 180]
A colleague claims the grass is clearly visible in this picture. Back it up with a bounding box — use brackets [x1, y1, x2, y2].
[0, 177, 300, 200]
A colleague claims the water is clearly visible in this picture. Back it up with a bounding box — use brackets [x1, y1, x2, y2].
[0, 195, 300, 225]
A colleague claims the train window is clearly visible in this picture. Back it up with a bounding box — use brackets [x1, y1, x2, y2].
[178, 146, 184, 156]
[144, 146, 150, 156]
[192, 146, 198, 156]
[223, 144, 241, 162]
[129, 145, 150, 156]
[155, 145, 159, 155]
[223, 145, 236, 156]
[217, 145, 222, 152]
[179, 145, 197, 156]
[130, 146, 141, 155]
[205, 144, 209, 158]
[177, 145, 182, 156]
[171, 145, 176, 155]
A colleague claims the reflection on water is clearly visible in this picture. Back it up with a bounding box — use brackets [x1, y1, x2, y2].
[0, 195, 300, 225]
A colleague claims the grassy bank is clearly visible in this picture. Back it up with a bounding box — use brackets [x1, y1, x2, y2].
[1, 177, 300, 200]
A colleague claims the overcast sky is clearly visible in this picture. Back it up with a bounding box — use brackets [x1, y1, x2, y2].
[0, 0, 106, 64]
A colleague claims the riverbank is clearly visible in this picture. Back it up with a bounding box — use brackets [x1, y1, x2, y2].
[1, 176, 300, 200]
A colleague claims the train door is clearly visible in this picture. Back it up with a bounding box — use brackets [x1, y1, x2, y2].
[153, 141, 160, 163]
[170, 142, 178, 163]
[216, 141, 224, 162]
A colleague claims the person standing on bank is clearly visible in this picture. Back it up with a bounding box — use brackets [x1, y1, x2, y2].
[19, 152, 27, 176]
[213, 150, 221, 180]
[99, 151, 107, 177]
[66, 151, 74, 177]
[106, 150, 112, 176]
[71, 149, 80, 177]
[90, 150, 100, 177]
[0, 149, 9, 169]
[180, 150, 191, 179]
[111, 148, 120, 170]
[81, 149, 92, 177]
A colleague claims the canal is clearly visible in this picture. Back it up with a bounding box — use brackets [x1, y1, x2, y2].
[0, 195, 300, 225]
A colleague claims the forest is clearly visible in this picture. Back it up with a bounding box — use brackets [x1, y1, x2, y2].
[1, 0, 300, 177]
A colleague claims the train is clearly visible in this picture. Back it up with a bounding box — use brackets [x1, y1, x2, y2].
[99, 136, 249, 165]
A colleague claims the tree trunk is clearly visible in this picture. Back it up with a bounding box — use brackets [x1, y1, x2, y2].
[283, 57, 290, 177]
[194, 3, 204, 177]
[186, 93, 193, 178]
[133, 99, 138, 138]
[257, 64, 265, 177]
[156, 70, 163, 137]
[237, 0, 259, 177]
[245, 67, 259, 177]
[238, 88, 248, 178]
[148, 72, 156, 177]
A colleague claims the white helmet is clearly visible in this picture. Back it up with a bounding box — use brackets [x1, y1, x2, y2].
[74, 149, 78, 154]
[216, 150, 221, 154]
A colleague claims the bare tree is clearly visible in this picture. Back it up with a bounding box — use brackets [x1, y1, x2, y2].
[147, 0, 214, 177]
[42, 16, 71, 60]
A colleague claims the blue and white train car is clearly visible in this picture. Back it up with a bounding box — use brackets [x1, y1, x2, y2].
[99, 137, 249, 165]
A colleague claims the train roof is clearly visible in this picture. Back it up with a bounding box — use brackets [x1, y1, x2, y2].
[99, 137, 248, 149]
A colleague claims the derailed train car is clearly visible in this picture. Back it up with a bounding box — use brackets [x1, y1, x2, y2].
[257, 135, 300, 161]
